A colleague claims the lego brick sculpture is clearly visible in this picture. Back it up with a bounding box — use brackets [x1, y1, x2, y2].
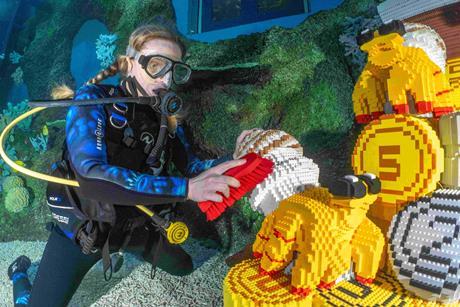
[388, 189, 460, 303]
[233, 129, 304, 159]
[224, 175, 385, 306]
[447, 58, 460, 90]
[252, 175, 383, 295]
[353, 20, 460, 124]
[234, 129, 319, 216]
[439, 112, 460, 187]
[225, 259, 459, 306]
[314, 270, 460, 306]
[352, 114, 444, 233]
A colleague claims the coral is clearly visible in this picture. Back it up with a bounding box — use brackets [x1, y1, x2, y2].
[45, 119, 66, 128]
[29, 133, 48, 153]
[9, 51, 22, 64]
[4, 186, 30, 213]
[238, 196, 264, 233]
[339, 15, 382, 70]
[0, 144, 17, 178]
[96, 0, 175, 50]
[95, 33, 118, 69]
[1, 100, 31, 131]
[11, 67, 23, 85]
[2, 175, 24, 191]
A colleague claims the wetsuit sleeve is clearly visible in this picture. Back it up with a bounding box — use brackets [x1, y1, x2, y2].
[66, 85, 188, 206]
[172, 123, 232, 178]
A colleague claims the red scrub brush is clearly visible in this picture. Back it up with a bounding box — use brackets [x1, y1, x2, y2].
[198, 152, 274, 221]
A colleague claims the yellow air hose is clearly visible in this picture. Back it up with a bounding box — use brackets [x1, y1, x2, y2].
[0, 107, 188, 244]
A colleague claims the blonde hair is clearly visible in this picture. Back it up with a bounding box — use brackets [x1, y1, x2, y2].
[51, 22, 186, 100]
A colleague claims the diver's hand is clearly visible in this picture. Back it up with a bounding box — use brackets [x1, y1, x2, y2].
[233, 128, 260, 159]
[187, 159, 246, 202]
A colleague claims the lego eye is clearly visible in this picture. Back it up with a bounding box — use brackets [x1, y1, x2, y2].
[357, 29, 374, 46]
[378, 20, 406, 36]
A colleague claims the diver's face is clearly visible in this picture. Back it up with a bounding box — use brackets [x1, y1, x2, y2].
[129, 38, 182, 96]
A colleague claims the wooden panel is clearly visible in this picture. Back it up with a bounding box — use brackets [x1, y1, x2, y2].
[406, 3, 460, 60]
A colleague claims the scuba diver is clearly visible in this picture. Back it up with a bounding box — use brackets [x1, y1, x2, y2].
[6, 22, 252, 306]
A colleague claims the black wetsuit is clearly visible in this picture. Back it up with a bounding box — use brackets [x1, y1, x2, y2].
[11, 84, 230, 306]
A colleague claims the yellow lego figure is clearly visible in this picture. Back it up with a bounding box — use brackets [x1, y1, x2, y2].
[353, 20, 460, 124]
[252, 174, 384, 296]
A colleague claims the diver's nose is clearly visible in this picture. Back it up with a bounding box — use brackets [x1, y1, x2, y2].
[158, 71, 172, 89]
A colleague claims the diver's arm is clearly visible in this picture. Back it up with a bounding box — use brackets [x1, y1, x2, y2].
[66, 86, 188, 206]
[172, 123, 232, 178]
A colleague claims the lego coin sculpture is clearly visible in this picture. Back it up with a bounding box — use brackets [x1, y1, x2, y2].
[388, 189, 460, 303]
[223, 258, 312, 307]
[224, 259, 456, 306]
[314, 271, 459, 306]
[352, 114, 444, 224]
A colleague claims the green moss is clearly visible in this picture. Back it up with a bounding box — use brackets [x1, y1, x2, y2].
[187, 33, 266, 68]
[200, 84, 254, 151]
[238, 197, 264, 234]
[96, 0, 175, 52]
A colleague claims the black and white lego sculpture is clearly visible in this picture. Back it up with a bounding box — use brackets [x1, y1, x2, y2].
[388, 189, 460, 303]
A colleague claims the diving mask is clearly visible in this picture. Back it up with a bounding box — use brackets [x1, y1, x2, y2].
[135, 54, 192, 85]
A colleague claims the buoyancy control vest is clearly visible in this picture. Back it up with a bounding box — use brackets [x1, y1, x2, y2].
[45, 85, 178, 279]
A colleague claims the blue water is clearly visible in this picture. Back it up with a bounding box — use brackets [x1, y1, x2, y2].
[71, 19, 118, 88]
[173, 0, 344, 42]
[7, 83, 28, 103]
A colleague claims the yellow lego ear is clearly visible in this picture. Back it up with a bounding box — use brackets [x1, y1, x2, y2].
[390, 33, 405, 46]
[361, 31, 406, 53]
[358, 30, 376, 52]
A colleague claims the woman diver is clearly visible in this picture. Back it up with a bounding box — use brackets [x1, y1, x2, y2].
[7, 22, 251, 306]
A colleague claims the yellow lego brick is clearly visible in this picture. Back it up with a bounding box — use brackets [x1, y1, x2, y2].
[447, 58, 460, 91]
[223, 258, 312, 307]
[351, 217, 385, 280]
[439, 112, 460, 187]
[442, 144, 460, 158]
[439, 112, 460, 146]
[314, 271, 459, 306]
[224, 261, 456, 306]
[442, 156, 460, 188]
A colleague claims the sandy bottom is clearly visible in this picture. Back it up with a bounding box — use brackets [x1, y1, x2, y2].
[0, 240, 226, 306]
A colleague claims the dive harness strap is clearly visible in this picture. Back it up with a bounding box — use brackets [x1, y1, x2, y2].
[102, 216, 146, 281]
